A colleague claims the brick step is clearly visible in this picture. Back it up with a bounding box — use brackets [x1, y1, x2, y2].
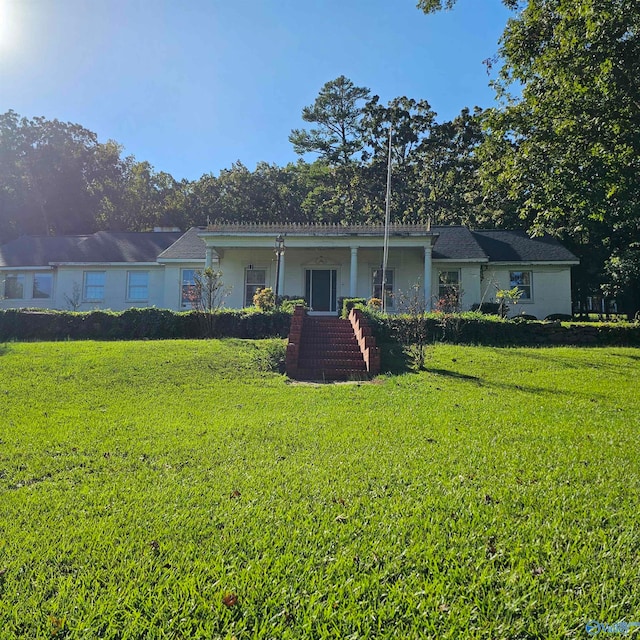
[301, 339, 360, 346]
[295, 369, 370, 381]
[302, 328, 356, 336]
[299, 349, 362, 362]
[299, 349, 362, 360]
[298, 360, 367, 370]
[300, 341, 361, 349]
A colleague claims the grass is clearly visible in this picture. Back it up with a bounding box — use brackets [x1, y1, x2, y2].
[0, 339, 638, 639]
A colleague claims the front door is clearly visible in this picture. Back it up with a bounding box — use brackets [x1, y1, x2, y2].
[305, 269, 338, 313]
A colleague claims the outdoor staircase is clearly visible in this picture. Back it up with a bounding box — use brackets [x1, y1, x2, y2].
[286, 307, 380, 381]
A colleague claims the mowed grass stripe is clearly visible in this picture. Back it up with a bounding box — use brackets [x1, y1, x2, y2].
[0, 341, 638, 639]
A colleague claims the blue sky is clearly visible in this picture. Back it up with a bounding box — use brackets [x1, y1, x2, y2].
[0, 0, 512, 181]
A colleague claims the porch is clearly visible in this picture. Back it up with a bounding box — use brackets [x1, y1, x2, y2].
[199, 223, 437, 312]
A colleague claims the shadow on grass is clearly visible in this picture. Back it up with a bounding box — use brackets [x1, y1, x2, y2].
[425, 367, 481, 382]
[0, 343, 10, 357]
[378, 343, 411, 376]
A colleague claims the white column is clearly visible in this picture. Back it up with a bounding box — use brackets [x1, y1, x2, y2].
[278, 252, 285, 295]
[424, 244, 433, 311]
[205, 247, 214, 270]
[350, 247, 358, 297]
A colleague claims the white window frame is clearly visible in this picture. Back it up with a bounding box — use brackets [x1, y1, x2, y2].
[438, 270, 460, 300]
[244, 267, 267, 307]
[510, 271, 533, 301]
[372, 268, 394, 309]
[4, 273, 26, 299]
[83, 271, 106, 302]
[181, 269, 197, 308]
[126, 271, 149, 303]
[32, 273, 53, 300]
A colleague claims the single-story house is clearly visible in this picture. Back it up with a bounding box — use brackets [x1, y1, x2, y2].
[0, 223, 578, 318]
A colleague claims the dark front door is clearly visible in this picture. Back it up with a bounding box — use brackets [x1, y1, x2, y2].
[305, 269, 337, 312]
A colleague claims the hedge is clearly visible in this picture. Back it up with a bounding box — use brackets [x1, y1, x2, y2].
[0, 308, 292, 342]
[364, 311, 640, 348]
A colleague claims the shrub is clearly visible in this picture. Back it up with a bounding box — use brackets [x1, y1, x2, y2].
[280, 298, 308, 313]
[253, 287, 276, 312]
[367, 297, 382, 311]
[544, 313, 573, 322]
[340, 298, 367, 319]
[471, 302, 501, 315]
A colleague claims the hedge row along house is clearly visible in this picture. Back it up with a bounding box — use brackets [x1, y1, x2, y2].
[0, 224, 578, 319]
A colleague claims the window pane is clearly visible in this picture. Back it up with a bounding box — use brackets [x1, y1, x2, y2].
[128, 271, 148, 301]
[5, 274, 25, 299]
[372, 269, 394, 308]
[510, 271, 532, 299]
[33, 273, 52, 299]
[181, 270, 196, 306]
[245, 269, 266, 306]
[84, 272, 105, 301]
[246, 269, 266, 285]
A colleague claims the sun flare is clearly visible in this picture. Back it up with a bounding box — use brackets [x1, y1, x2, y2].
[0, 0, 19, 54]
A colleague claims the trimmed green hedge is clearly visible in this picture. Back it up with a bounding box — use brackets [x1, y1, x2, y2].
[0, 308, 292, 342]
[364, 311, 640, 348]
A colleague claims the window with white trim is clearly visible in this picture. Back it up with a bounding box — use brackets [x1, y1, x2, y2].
[83, 271, 106, 302]
[438, 270, 460, 300]
[33, 273, 53, 299]
[510, 271, 532, 300]
[245, 268, 267, 307]
[4, 273, 25, 299]
[127, 271, 149, 302]
[372, 268, 394, 309]
[181, 269, 196, 308]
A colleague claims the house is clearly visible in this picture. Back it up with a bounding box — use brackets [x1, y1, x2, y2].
[0, 223, 578, 318]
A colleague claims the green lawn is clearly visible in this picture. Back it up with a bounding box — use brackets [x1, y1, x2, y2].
[0, 340, 638, 639]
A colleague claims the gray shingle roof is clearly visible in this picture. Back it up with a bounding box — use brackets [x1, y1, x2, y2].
[0, 231, 183, 267]
[157, 227, 206, 261]
[471, 230, 579, 263]
[431, 226, 487, 261]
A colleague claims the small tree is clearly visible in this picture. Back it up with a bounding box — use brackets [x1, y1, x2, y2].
[395, 280, 431, 370]
[188, 268, 230, 337]
[191, 268, 230, 313]
[496, 286, 523, 318]
[64, 282, 82, 311]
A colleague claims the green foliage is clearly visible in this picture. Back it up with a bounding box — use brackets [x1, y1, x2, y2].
[0, 341, 638, 637]
[279, 298, 308, 313]
[289, 76, 371, 166]
[496, 286, 524, 318]
[250, 338, 287, 373]
[0, 308, 292, 341]
[340, 297, 367, 319]
[252, 287, 276, 311]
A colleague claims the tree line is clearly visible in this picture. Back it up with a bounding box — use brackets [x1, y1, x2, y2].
[1, 0, 638, 315]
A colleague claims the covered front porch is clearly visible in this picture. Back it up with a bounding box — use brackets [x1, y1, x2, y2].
[199, 223, 438, 312]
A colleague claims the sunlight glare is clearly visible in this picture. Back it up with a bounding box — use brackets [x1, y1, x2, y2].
[0, 0, 20, 54]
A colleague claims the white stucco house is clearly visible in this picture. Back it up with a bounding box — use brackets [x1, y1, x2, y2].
[0, 223, 579, 318]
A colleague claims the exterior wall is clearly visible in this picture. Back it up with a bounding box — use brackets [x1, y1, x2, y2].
[480, 265, 573, 318]
[159, 262, 205, 310]
[217, 246, 429, 310]
[431, 262, 483, 311]
[0, 268, 57, 310]
[0, 264, 203, 312]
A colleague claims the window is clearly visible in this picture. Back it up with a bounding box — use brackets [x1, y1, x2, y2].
[127, 271, 149, 302]
[372, 268, 394, 309]
[33, 273, 53, 299]
[510, 271, 532, 300]
[181, 269, 196, 307]
[4, 273, 25, 299]
[438, 271, 459, 299]
[245, 268, 266, 307]
[83, 271, 106, 302]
